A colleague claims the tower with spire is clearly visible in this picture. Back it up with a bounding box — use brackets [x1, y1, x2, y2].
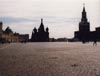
[79, 4, 90, 32]
[74, 4, 90, 42]
[31, 18, 49, 42]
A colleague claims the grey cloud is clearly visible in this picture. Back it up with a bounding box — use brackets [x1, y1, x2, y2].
[39, 16, 80, 24]
[0, 16, 80, 26]
[0, 16, 36, 24]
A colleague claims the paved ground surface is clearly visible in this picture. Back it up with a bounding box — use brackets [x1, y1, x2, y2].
[0, 42, 100, 76]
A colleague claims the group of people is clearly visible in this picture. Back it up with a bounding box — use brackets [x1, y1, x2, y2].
[93, 40, 97, 46]
[82, 40, 97, 46]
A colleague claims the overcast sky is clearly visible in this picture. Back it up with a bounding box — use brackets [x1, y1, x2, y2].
[0, 0, 100, 38]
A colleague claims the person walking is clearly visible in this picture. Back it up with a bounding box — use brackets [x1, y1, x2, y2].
[93, 40, 97, 46]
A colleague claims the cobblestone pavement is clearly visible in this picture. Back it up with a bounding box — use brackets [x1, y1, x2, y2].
[0, 42, 100, 76]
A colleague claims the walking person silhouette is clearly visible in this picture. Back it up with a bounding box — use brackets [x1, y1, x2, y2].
[93, 40, 97, 46]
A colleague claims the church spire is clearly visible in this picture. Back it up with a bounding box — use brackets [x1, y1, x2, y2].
[81, 3, 87, 22]
[40, 18, 44, 26]
[41, 18, 43, 24]
[38, 18, 45, 32]
[83, 3, 86, 12]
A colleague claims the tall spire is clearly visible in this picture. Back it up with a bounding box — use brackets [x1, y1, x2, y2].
[40, 18, 44, 26]
[81, 3, 87, 22]
[83, 3, 86, 12]
[38, 18, 44, 32]
[41, 18, 43, 23]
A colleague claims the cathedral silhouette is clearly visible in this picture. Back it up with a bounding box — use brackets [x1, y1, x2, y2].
[31, 19, 49, 42]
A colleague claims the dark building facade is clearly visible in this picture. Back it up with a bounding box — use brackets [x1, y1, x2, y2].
[0, 22, 3, 42]
[75, 5, 90, 42]
[31, 19, 49, 42]
[0, 21, 29, 43]
[74, 5, 100, 42]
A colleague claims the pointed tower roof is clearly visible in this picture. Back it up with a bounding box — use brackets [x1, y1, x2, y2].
[38, 18, 45, 32]
[4, 26, 13, 34]
[83, 3, 86, 12]
[41, 18, 43, 23]
[40, 18, 44, 27]
[81, 3, 87, 22]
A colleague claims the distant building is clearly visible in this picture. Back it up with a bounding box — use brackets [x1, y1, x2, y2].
[0, 22, 29, 43]
[56, 38, 68, 42]
[93, 27, 100, 41]
[74, 4, 90, 42]
[31, 19, 49, 42]
[0, 22, 3, 33]
[0, 22, 3, 42]
[19, 34, 29, 42]
[74, 4, 100, 42]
